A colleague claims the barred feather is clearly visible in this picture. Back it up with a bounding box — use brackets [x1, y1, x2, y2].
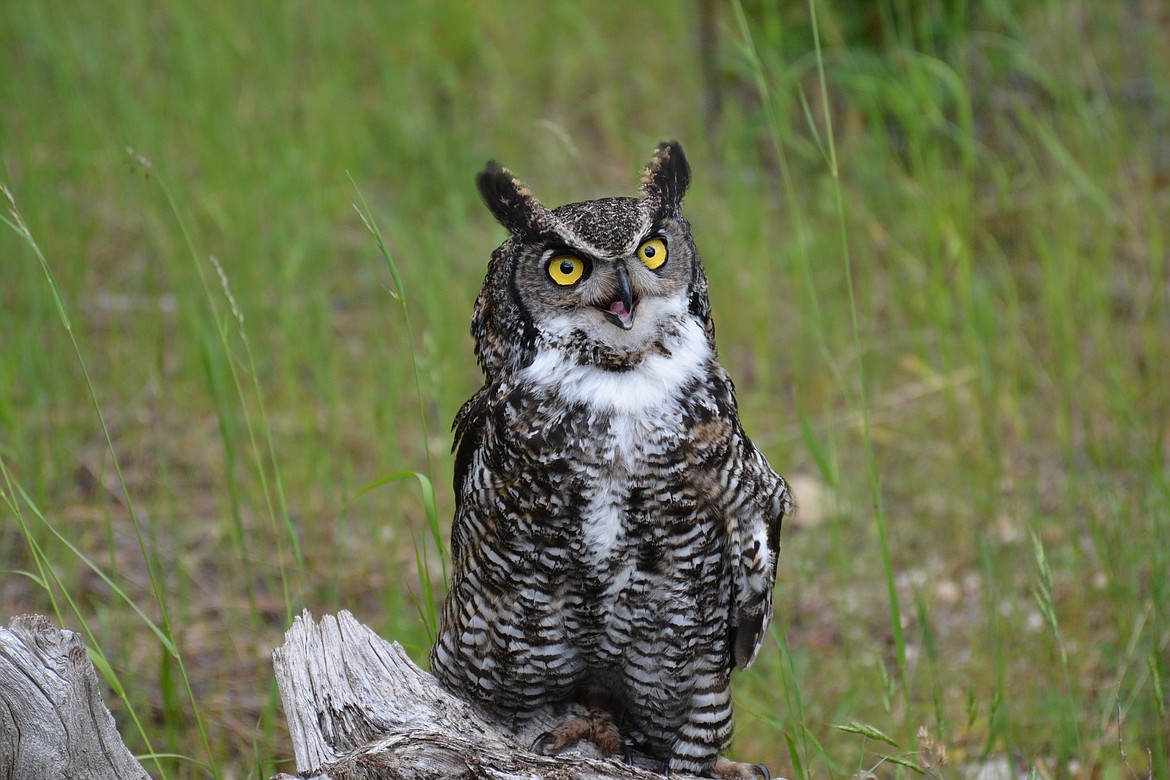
[432, 142, 790, 778]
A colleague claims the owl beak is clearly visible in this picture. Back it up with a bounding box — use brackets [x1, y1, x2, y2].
[604, 263, 637, 330]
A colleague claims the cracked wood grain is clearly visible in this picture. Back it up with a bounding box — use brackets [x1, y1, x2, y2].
[0, 614, 150, 780]
[271, 610, 666, 780]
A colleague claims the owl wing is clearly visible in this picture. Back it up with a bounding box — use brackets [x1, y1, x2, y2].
[695, 361, 790, 671]
[453, 389, 488, 502]
[450, 384, 495, 563]
[724, 429, 789, 670]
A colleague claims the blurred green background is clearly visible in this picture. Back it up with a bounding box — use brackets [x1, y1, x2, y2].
[2, 1, 1168, 778]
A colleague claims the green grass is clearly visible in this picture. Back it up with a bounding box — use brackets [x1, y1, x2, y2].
[3, 1, 1168, 777]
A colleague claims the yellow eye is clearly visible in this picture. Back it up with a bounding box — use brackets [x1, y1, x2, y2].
[548, 255, 586, 286]
[638, 238, 667, 270]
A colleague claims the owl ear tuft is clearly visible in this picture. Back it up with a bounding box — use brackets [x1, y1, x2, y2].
[477, 161, 551, 238]
[640, 141, 691, 212]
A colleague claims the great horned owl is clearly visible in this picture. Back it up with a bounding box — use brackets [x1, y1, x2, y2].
[431, 141, 791, 779]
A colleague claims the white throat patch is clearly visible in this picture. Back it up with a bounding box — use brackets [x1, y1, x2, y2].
[520, 313, 711, 417]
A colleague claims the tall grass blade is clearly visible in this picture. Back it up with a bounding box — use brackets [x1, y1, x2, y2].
[832, 720, 900, 748]
[350, 470, 443, 638]
[1030, 528, 1084, 761]
[207, 253, 305, 621]
[3, 182, 212, 777]
[805, 0, 905, 692]
[774, 628, 812, 779]
[1, 458, 167, 778]
[349, 176, 448, 588]
[130, 148, 305, 629]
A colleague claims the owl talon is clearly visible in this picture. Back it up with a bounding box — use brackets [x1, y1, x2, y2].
[531, 712, 621, 757]
[530, 731, 556, 755]
[709, 756, 774, 779]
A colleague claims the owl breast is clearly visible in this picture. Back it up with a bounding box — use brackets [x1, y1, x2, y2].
[466, 312, 734, 673]
[521, 313, 714, 574]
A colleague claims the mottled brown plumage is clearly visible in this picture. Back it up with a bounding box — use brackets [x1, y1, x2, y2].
[431, 142, 791, 778]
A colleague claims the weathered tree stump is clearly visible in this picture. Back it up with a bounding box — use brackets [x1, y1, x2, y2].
[270, 609, 666, 780]
[1, 611, 671, 779]
[0, 614, 151, 780]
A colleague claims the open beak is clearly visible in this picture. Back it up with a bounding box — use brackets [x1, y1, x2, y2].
[600, 263, 637, 330]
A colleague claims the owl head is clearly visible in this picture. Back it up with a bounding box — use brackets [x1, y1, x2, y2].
[470, 141, 714, 376]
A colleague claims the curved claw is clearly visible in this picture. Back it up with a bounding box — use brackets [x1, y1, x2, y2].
[752, 763, 771, 780]
[621, 736, 637, 765]
[530, 731, 555, 755]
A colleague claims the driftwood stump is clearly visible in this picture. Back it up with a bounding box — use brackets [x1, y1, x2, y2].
[271, 609, 666, 780]
[0, 611, 673, 779]
[0, 614, 151, 780]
